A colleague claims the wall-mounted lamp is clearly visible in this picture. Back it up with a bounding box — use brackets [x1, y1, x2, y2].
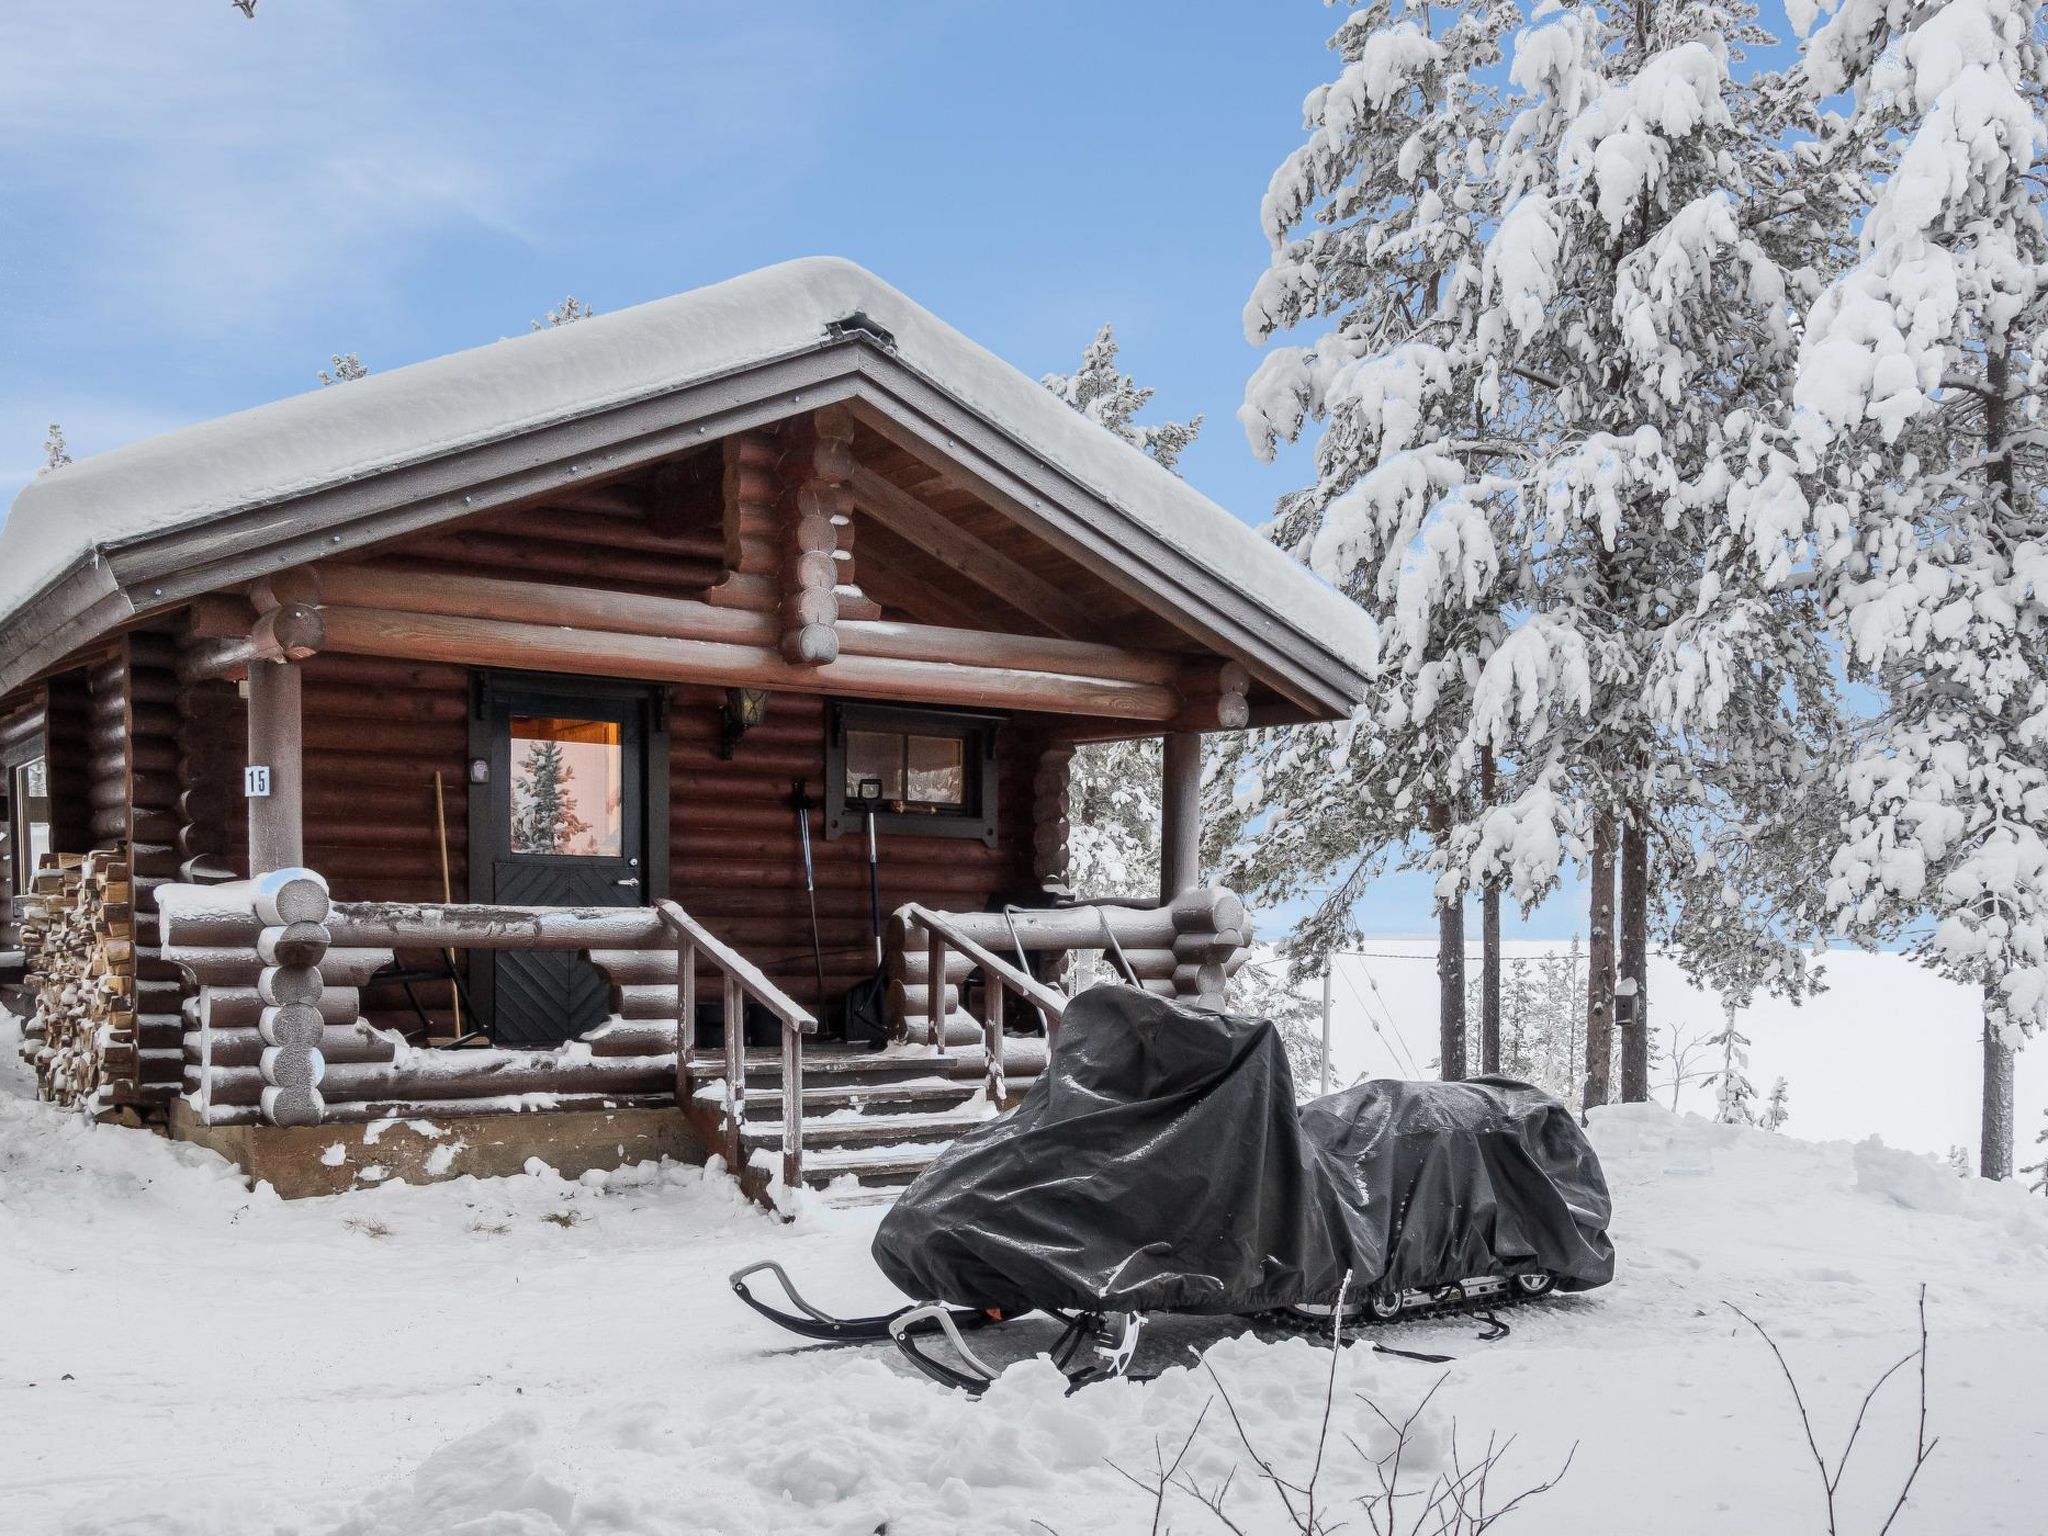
[719, 687, 771, 759]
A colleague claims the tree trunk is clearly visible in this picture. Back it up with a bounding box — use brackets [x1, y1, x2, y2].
[1980, 347, 2018, 1181]
[1982, 988, 2015, 1181]
[1618, 806, 1652, 1103]
[1432, 800, 1466, 1082]
[1480, 747, 1501, 1076]
[1583, 811, 1617, 1110]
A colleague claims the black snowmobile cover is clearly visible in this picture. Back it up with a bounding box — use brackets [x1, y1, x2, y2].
[1299, 1077, 1614, 1297]
[872, 986, 1612, 1316]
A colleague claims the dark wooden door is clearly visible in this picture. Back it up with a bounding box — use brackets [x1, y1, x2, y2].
[473, 676, 655, 1047]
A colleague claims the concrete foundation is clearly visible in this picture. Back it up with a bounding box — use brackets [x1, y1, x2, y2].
[167, 1100, 708, 1199]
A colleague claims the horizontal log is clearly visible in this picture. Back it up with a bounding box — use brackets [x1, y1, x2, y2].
[317, 606, 1180, 721]
[328, 902, 666, 951]
[394, 531, 723, 589]
[885, 888, 1249, 954]
[296, 653, 473, 693]
[304, 715, 467, 755]
[169, 898, 667, 954]
[197, 1022, 400, 1069]
[302, 686, 469, 725]
[194, 987, 363, 1029]
[316, 1052, 676, 1106]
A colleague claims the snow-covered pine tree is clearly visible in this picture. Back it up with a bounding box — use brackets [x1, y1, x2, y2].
[1042, 324, 1203, 472]
[1952, 1144, 1978, 1179]
[1229, 0, 1528, 1084]
[1759, 1075, 1790, 1131]
[1473, 0, 1841, 1102]
[1742, 0, 2048, 1179]
[40, 425, 70, 475]
[320, 354, 369, 386]
[1708, 1006, 1757, 1124]
[1041, 325, 1204, 898]
[534, 296, 596, 330]
[511, 739, 591, 854]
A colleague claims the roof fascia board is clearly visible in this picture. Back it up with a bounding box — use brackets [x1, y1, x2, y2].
[0, 559, 132, 698]
[104, 349, 865, 611]
[841, 357, 1364, 717]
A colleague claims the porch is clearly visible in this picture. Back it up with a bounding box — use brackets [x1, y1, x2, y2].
[151, 870, 1251, 1204]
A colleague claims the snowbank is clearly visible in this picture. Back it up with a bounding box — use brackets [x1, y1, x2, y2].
[3, 1019, 2044, 1535]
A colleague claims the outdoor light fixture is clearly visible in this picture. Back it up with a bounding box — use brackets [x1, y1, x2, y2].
[719, 687, 771, 759]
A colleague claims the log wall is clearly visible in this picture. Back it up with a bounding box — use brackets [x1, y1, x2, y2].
[666, 682, 1041, 1018]
[122, 629, 185, 1108]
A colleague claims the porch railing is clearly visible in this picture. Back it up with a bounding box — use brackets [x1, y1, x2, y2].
[657, 898, 817, 1192]
[898, 903, 1069, 1107]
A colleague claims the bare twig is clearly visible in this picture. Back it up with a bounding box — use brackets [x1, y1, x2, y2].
[1106, 1401, 1212, 1536]
[1727, 1289, 1940, 1536]
[1875, 1287, 1940, 1536]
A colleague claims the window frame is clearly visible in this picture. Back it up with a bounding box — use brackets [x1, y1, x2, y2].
[825, 702, 1001, 846]
[5, 747, 50, 896]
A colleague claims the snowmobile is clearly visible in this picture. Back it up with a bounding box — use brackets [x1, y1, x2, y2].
[731, 985, 1613, 1392]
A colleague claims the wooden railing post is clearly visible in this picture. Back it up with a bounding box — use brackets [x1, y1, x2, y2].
[723, 973, 745, 1172]
[782, 1017, 802, 1191]
[983, 981, 1006, 1106]
[927, 923, 947, 1056]
[675, 931, 696, 1101]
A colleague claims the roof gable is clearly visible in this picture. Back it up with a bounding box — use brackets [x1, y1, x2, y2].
[0, 259, 1377, 710]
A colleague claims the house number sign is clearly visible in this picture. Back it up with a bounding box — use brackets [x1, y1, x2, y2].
[245, 766, 272, 798]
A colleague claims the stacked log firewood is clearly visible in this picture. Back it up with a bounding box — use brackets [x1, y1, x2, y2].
[18, 851, 138, 1112]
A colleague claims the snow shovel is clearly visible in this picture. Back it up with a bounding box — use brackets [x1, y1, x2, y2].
[843, 782, 891, 1046]
[792, 779, 829, 1017]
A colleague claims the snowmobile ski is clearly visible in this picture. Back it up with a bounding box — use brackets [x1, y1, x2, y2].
[729, 1261, 992, 1345]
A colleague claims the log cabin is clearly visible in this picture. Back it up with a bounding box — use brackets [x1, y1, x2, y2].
[0, 258, 1376, 1202]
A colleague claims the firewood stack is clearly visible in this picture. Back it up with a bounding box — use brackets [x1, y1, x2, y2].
[18, 850, 140, 1113]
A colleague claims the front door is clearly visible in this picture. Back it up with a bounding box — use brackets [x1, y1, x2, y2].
[473, 674, 657, 1047]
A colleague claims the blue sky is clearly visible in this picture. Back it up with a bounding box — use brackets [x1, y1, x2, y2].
[0, 1, 1817, 943]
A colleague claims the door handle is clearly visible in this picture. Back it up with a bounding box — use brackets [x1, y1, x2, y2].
[615, 877, 641, 888]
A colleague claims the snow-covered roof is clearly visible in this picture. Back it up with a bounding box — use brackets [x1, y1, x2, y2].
[0, 258, 1376, 708]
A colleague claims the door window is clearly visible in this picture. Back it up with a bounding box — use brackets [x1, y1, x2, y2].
[508, 716, 623, 857]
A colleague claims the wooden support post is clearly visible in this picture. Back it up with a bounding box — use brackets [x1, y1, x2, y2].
[984, 982, 1006, 1105]
[723, 972, 745, 1172]
[781, 1018, 803, 1194]
[927, 924, 947, 1055]
[245, 659, 304, 875]
[675, 935, 696, 1102]
[1159, 732, 1203, 902]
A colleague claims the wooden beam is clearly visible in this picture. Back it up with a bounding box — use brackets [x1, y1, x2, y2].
[848, 465, 1099, 640]
[316, 604, 1181, 720]
[303, 562, 1180, 684]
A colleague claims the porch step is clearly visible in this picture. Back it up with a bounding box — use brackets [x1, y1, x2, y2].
[686, 1048, 970, 1089]
[697, 1078, 979, 1118]
[798, 1145, 957, 1191]
[745, 1106, 992, 1155]
[821, 1183, 914, 1209]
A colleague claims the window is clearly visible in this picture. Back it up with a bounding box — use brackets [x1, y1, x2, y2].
[11, 756, 50, 892]
[827, 704, 999, 844]
[508, 716, 624, 857]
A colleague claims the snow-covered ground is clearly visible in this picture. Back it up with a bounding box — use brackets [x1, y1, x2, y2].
[1324, 944, 2048, 1163]
[4, 1014, 2046, 1535]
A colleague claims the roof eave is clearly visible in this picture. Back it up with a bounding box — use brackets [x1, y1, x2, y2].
[0, 337, 1370, 719]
